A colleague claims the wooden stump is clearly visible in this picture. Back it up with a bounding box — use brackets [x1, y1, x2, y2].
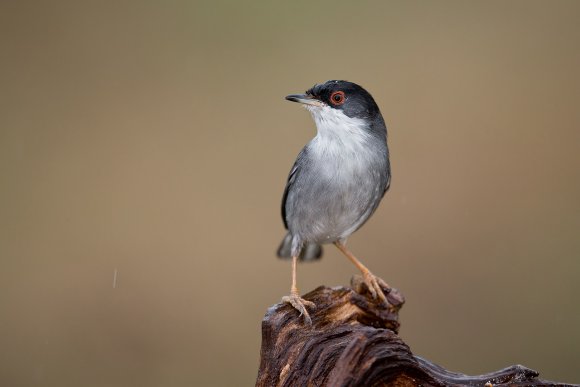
[256, 276, 576, 387]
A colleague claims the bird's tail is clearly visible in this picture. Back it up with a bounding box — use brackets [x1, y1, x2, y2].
[277, 233, 323, 261]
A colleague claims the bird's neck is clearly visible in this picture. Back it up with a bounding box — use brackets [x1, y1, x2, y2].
[311, 106, 367, 136]
[310, 124, 377, 161]
[306, 105, 387, 160]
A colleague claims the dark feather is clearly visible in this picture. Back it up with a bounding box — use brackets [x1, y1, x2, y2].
[280, 149, 305, 229]
[277, 233, 323, 261]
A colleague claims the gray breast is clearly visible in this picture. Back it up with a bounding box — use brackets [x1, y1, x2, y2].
[285, 135, 388, 245]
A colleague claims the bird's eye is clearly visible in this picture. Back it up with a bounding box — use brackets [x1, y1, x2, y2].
[330, 91, 345, 106]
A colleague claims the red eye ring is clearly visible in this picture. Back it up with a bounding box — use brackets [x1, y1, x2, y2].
[330, 91, 345, 106]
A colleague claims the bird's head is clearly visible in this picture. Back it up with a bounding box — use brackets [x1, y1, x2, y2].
[285, 80, 385, 137]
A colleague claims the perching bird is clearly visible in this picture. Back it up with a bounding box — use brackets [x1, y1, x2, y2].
[278, 80, 391, 323]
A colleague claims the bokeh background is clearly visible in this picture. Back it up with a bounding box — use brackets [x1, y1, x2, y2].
[1, 1, 579, 386]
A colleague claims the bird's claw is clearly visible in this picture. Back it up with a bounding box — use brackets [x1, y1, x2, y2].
[282, 293, 316, 324]
[356, 272, 390, 304]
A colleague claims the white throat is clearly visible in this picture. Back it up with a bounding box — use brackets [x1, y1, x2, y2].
[306, 105, 371, 155]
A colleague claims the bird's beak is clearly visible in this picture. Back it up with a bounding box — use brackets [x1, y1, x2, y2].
[285, 94, 324, 107]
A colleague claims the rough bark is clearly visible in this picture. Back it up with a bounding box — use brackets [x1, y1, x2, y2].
[256, 276, 576, 387]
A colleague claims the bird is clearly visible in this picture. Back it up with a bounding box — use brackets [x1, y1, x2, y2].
[278, 80, 391, 323]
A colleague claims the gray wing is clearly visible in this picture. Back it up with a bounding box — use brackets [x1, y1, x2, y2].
[381, 160, 391, 198]
[280, 151, 304, 229]
[350, 157, 391, 234]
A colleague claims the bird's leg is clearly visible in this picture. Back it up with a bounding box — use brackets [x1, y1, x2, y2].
[281, 255, 315, 324]
[334, 241, 389, 304]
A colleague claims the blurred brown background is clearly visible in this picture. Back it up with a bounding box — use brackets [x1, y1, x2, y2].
[1, 1, 579, 386]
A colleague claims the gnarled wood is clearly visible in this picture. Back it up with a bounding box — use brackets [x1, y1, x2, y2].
[256, 276, 576, 387]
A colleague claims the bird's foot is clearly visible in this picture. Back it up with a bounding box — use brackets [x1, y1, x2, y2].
[281, 291, 316, 324]
[353, 272, 390, 305]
